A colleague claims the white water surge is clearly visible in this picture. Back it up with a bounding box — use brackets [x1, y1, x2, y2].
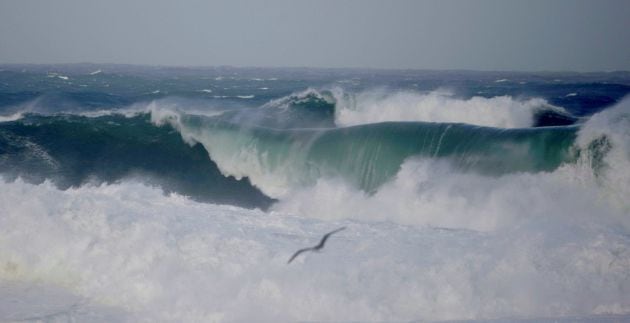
[1, 176, 629, 322]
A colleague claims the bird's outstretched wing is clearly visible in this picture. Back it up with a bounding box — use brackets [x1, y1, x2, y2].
[287, 247, 314, 264]
[287, 227, 347, 264]
[317, 226, 346, 249]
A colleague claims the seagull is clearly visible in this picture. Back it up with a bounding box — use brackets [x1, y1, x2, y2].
[287, 227, 346, 264]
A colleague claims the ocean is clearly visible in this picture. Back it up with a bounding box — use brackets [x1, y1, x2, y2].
[0, 64, 629, 322]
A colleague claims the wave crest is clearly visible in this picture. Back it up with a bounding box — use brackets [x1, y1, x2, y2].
[331, 88, 569, 128]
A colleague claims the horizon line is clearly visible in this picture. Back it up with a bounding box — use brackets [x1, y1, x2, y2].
[1, 62, 628, 75]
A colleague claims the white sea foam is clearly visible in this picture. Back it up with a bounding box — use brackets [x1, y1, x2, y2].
[0, 171, 629, 322]
[332, 89, 563, 128]
[566, 92, 578, 97]
[0, 281, 126, 322]
[89, 70, 102, 75]
[574, 97, 630, 210]
[237, 95, 255, 99]
[272, 142, 630, 233]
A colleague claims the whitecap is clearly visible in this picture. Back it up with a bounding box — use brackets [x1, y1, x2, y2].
[332, 88, 563, 128]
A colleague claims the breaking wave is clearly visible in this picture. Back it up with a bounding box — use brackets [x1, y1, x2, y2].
[261, 88, 577, 128]
[153, 108, 578, 198]
[1, 69, 630, 321]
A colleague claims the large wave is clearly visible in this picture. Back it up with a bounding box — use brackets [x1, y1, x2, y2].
[271, 99, 630, 230]
[153, 107, 578, 198]
[0, 93, 622, 213]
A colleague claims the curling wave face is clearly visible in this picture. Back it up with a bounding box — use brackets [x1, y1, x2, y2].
[153, 108, 578, 198]
[149, 98, 630, 232]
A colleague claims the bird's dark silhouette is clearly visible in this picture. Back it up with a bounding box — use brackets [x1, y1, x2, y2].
[287, 227, 346, 264]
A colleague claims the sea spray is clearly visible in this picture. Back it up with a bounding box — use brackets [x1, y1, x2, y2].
[1, 177, 629, 321]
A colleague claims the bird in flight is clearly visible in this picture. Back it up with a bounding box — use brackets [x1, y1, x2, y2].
[287, 227, 346, 264]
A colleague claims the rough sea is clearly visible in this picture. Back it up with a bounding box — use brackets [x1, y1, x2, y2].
[0, 64, 629, 322]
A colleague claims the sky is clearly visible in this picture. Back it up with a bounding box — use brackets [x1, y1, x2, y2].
[0, 0, 628, 71]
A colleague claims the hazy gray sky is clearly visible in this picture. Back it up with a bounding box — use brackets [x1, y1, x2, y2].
[0, 0, 628, 71]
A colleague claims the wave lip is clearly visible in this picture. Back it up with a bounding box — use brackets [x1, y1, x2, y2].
[257, 87, 576, 129]
[331, 89, 569, 128]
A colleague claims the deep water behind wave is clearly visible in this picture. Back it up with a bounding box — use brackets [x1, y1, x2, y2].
[0, 113, 273, 209]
